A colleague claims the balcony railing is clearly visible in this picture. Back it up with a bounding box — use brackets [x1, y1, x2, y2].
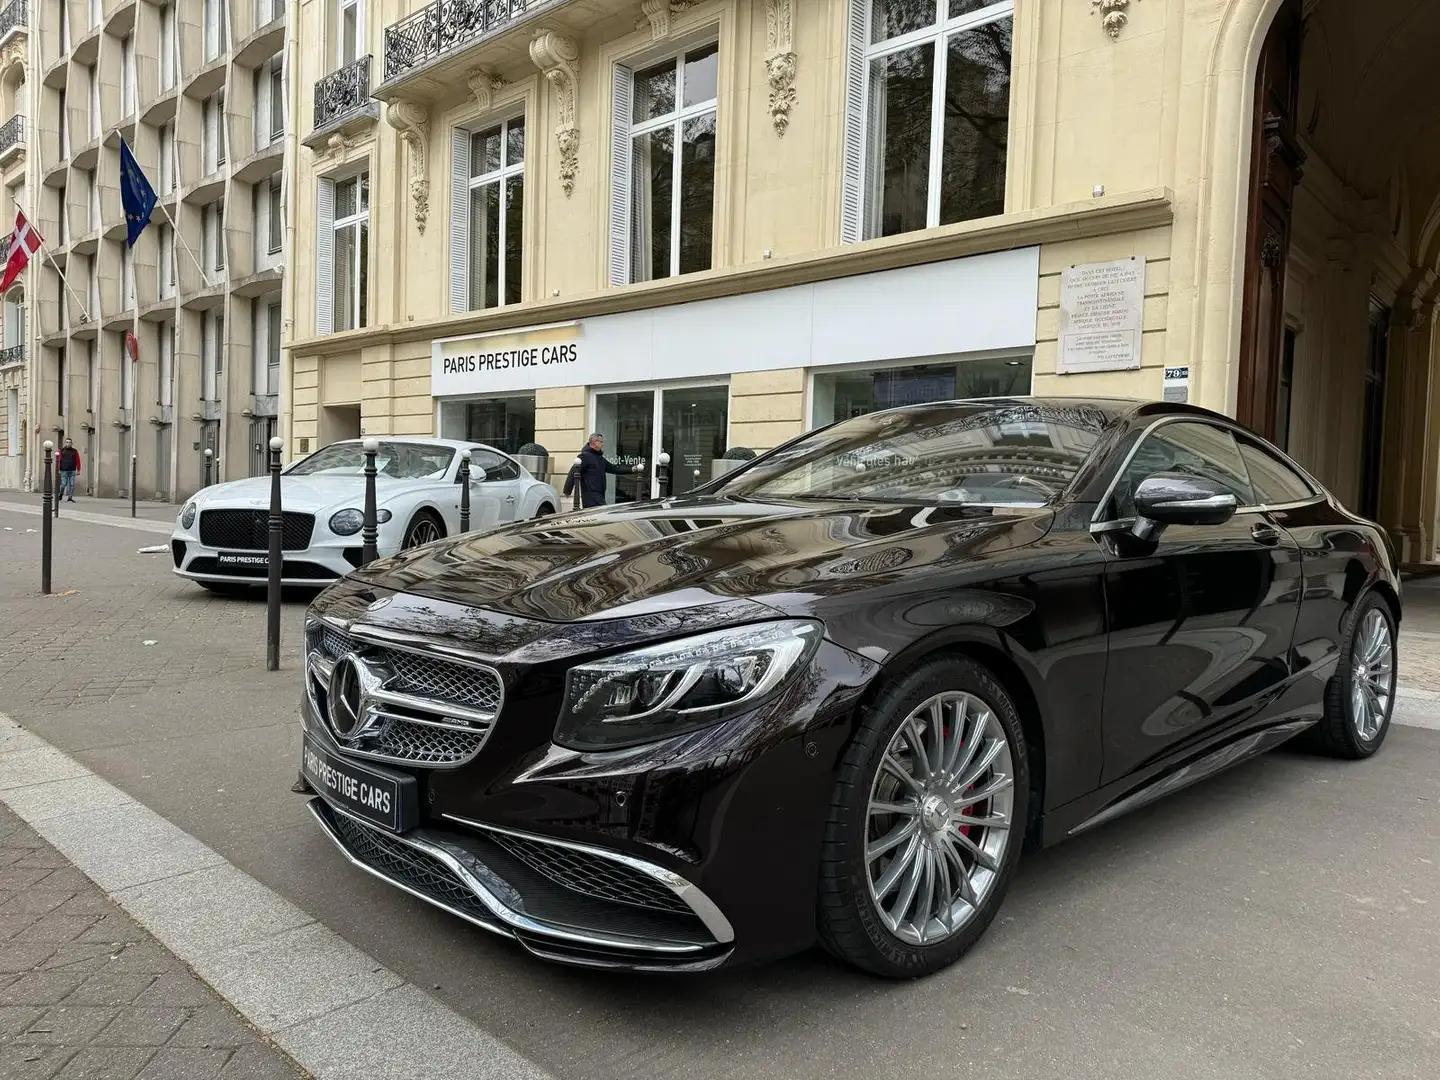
[0, 344, 25, 369]
[313, 55, 372, 130]
[0, 114, 22, 160]
[384, 0, 535, 83]
[0, 1, 26, 43]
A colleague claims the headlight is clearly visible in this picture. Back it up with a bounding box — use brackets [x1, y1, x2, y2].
[329, 508, 392, 535]
[555, 620, 823, 751]
[180, 502, 196, 529]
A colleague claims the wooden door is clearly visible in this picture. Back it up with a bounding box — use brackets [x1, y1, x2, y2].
[1236, 0, 1306, 438]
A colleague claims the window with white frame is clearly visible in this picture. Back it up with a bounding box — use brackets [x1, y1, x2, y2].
[449, 117, 523, 313]
[203, 93, 227, 172]
[57, 89, 67, 156]
[269, 57, 285, 141]
[159, 123, 176, 193]
[337, 0, 362, 68]
[265, 300, 281, 394]
[268, 175, 283, 253]
[315, 172, 368, 334]
[87, 64, 98, 140]
[158, 224, 175, 297]
[86, 169, 98, 232]
[88, 0, 100, 29]
[608, 42, 718, 285]
[840, 0, 1012, 243]
[203, 309, 223, 399]
[122, 35, 136, 117]
[158, 320, 174, 408]
[204, 202, 226, 272]
[204, 0, 227, 62]
[160, 4, 177, 91]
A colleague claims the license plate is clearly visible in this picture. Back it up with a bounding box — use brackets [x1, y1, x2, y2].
[217, 553, 269, 570]
[301, 734, 418, 833]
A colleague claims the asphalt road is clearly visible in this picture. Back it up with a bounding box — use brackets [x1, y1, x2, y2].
[2, 506, 1437, 1080]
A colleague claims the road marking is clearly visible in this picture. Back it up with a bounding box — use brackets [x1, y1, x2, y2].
[0, 714, 554, 1080]
[0, 501, 175, 535]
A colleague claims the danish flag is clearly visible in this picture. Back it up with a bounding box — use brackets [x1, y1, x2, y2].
[0, 211, 42, 293]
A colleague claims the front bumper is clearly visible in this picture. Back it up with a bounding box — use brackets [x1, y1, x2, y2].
[169, 530, 397, 585]
[308, 795, 736, 971]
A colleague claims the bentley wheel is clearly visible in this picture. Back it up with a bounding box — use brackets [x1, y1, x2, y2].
[1314, 592, 1397, 759]
[535, 503, 556, 518]
[819, 656, 1028, 978]
[402, 511, 444, 550]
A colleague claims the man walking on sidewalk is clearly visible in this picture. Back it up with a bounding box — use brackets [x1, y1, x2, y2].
[564, 432, 643, 508]
[57, 437, 81, 502]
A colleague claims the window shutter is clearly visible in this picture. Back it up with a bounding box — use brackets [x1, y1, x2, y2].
[839, 0, 869, 244]
[315, 177, 335, 335]
[449, 128, 471, 314]
[608, 65, 633, 287]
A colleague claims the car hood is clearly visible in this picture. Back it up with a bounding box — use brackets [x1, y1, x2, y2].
[348, 495, 1055, 623]
[189, 474, 427, 515]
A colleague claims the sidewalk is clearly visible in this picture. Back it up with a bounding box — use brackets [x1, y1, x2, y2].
[0, 803, 305, 1080]
[0, 493, 181, 527]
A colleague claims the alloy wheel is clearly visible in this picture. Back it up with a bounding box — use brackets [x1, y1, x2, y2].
[406, 517, 441, 548]
[1350, 608, 1394, 741]
[865, 691, 1015, 947]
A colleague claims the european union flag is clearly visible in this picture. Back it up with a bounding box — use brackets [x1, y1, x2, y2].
[120, 139, 157, 249]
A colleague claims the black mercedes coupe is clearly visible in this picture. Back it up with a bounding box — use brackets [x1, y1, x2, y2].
[295, 398, 1400, 977]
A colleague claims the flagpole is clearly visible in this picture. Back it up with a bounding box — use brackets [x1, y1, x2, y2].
[12, 200, 91, 324]
[152, 199, 211, 289]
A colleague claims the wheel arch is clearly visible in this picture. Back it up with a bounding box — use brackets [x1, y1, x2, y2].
[406, 503, 449, 539]
[857, 630, 1049, 853]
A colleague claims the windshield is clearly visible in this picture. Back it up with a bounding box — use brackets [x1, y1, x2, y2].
[714, 402, 1113, 507]
[287, 442, 456, 481]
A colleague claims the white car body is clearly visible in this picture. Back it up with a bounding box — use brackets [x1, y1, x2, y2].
[170, 438, 561, 588]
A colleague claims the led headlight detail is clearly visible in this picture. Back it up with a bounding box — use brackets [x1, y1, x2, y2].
[180, 502, 196, 529]
[555, 620, 823, 751]
[329, 508, 391, 535]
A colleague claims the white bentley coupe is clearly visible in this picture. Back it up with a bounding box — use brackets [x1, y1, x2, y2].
[169, 438, 561, 591]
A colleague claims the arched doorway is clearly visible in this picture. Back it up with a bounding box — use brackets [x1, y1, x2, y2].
[1235, 0, 1440, 562]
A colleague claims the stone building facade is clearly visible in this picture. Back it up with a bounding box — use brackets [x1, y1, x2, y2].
[284, 0, 1440, 561]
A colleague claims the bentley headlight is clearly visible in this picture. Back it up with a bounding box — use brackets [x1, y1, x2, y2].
[329, 508, 391, 535]
[179, 502, 196, 529]
[555, 620, 823, 751]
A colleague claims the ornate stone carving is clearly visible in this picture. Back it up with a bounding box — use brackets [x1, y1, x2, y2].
[386, 100, 431, 234]
[1091, 0, 1137, 39]
[467, 68, 509, 115]
[635, 0, 702, 37]
[0, 37, 25, 77]
[765, 0, 797, 136]
[530, 30, 581, 197]
[316, 132, 355, 162]
[1259, 230, 1284, 268]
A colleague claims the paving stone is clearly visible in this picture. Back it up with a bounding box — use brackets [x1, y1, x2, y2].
[132, 974, 212, 1009]
[50, 1046, 155, 1079]
[15, 915, 105, 946]
[91, 1005, 191, 1048]
[14, 1006, 123, 1045]
[0, 1003, 47, 1037]
[0, 1044, 75, 1080]
[217, 1045, 304, 1080]
[0, 942, 60, 973]
[168, 1003, 259, 1050]
[63, 973, 157, 1008]
[134, 1047, 232, 1080]
[0, 971, 89, 1006]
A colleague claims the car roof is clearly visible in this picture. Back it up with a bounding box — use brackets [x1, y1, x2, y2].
[320, 436, 510, 456]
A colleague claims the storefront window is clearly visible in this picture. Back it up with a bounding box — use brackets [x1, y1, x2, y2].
[811, 354, 1030, 428]
[438, 395, 536, 455]
[593, 384, 730, 502]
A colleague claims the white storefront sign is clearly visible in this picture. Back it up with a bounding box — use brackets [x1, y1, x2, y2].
[1056, 256, 1146, 374]
[431, 247, 1041, 397]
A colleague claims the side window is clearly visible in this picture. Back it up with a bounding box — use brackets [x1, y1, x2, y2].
[467, 449, 519, 481]
[1237, 440, 1315, 505]
[1111, 422, 1255, 518]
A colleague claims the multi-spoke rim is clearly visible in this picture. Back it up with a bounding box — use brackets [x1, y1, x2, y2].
[406, 517, 441, 548]
[1350, 608, 1394, 741]
[865, 691, 1015, 947]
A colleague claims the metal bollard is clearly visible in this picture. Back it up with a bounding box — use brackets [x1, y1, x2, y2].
[203, 447, 213, 488]
[265, 436, 283, 672]
[570, 456, 582, 512]
[53, 449, 60, 518]
[361, 437, 379, 566]
[40, 442, 53, 595]
[657, 452, 671, 499]
[130, 455, 137, 518]
[458, 450, 471, 533]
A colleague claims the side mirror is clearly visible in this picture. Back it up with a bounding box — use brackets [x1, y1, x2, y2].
[470, 467, 487, 483]
[1133, 472, 1237, 536]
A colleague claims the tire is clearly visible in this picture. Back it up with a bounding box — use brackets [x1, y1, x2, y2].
[1311, 591, 1397, 759]
[401, 510, 445, 550]
[534, 503, 556, 518]
[818, 655, 1029, 978]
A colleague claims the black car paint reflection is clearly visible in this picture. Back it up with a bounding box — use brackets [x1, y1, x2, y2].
[299, 397, 1399, 970]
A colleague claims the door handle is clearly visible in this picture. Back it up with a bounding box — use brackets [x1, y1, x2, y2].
[1251, 523, 1281, 546]
[505, 495, 516, 502]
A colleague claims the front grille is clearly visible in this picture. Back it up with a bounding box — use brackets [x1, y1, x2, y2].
[329, 810, 494, 923]
[200, 509, 314, 551]
[313, 626, 503, 717]
[486, 832, 691, 915]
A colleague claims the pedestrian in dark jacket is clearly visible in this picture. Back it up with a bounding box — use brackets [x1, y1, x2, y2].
[57, 438, 81, 502]
[563, 433, 643, 508]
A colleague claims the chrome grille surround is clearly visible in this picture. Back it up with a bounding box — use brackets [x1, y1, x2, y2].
[485, 830, 693, 915]
[305, 619, 503, 769]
